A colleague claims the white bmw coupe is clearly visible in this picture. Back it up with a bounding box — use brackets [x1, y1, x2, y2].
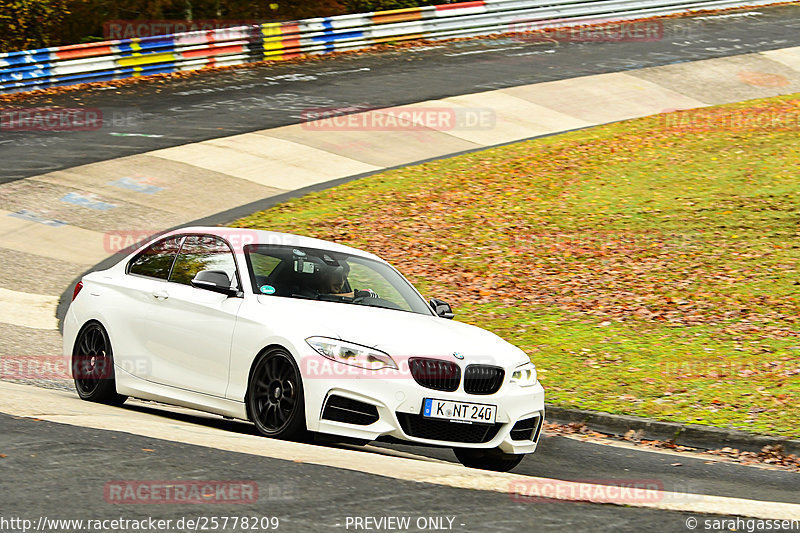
[64, 227, 545, 471]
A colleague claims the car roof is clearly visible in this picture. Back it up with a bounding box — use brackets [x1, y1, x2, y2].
[162, 226, 384, 262]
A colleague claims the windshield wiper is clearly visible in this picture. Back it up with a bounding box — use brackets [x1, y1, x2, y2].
[289, 292, 403, 312]
[290, 293, 318, 300]
[291, 293, 347, 303]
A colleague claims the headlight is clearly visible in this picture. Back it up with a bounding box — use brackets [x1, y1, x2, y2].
[306, 337, 398, 371]
[510, 362, 537, 387]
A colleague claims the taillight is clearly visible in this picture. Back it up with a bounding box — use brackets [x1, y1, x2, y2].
[72, 281, 83, 301]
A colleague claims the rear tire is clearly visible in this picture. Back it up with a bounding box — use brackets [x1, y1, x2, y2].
[72, 322, 127, 406]
[247, 348, 308, 441]
[453, 447, 525, 472]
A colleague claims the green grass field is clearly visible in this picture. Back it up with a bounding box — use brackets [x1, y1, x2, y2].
[235, 94, 800, 437]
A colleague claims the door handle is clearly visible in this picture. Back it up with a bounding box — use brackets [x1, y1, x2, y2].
[152, 290, 169, 300]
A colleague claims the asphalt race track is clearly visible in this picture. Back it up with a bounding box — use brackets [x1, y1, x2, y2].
[2, 384, 799, 532]
[2, 4, 800, 182]
[0, 413, 729, 533]
[1, 4, 800, 532]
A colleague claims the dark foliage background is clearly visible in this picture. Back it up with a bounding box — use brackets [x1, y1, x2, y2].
[0, 0, 458, 52]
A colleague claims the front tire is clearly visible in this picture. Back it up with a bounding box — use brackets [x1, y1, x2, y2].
[72, 322, 127, 406]
[453, 447, 525, 472]
[247, 348, 307, 440]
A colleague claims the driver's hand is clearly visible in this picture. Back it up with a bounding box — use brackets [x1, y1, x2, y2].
[356, 288, 379, 299]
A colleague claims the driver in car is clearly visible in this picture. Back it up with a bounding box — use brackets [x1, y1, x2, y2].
[320, 263, 379, 299]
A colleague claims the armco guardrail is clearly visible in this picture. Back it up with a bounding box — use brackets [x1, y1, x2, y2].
[0, 0, 786, 94]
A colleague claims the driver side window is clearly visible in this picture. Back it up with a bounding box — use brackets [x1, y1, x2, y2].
[348, 261, 411, 311]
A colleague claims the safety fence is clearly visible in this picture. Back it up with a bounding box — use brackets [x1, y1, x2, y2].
[0, 0, 787, 94]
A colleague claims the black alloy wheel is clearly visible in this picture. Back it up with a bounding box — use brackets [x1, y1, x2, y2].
[248, 348, 307, 440]
[72, 322, 127, 405]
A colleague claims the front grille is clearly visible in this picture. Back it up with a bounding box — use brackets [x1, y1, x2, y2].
[321, 395, 379, 426]
[397, 413, 501, 443]
[463, 365, 504, 395]
[510, 415, 541, 442]
[409, 358, 460, 392]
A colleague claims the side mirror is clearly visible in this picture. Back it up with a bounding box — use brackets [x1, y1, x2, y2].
[430, 298, 454, 319]
[191, 270, 238, 297]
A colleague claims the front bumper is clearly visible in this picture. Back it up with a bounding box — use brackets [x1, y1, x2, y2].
[303, 364, 545, 454]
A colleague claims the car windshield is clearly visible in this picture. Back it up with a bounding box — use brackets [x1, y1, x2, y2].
[244, 244, 433, 316]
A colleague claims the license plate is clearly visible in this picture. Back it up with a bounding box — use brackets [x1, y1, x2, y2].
[423, 398, 497, 424]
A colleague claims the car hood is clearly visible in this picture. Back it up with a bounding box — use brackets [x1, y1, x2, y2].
[256, 295, 527, 367]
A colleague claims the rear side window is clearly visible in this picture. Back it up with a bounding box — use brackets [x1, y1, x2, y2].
[128, 236, 184, 280]
[169, 235, 239, 289]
